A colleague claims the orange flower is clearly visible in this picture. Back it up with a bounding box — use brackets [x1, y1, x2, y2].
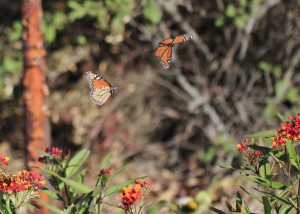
[119, 183, 141, 209]
[0, 170, 46, 193]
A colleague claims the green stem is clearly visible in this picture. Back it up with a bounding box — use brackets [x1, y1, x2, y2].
[297, 178, 300, 214]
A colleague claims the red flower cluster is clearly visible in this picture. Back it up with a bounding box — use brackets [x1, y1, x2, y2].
[272, 114, 300, 149]
[0, 170, 46, 193]
[135, 179, 149, 188]
[98, 167, 112, 176]
[39, 147, 71, 163]
[0, 156, 9, 166]
[119, 181, 142, 209]
[237, 139, 263, 165]
[46, 147, 71, 156]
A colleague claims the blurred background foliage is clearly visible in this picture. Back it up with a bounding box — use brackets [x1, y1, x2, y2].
[0, 0, 300, 212]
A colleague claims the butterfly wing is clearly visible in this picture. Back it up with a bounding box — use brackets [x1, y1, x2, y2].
[90, 87, 112, 106]
[155, 34, 192, 69]
[172, 34, 192, 44]
[155, 44, 172, 69]
[86, 71, 115, 106]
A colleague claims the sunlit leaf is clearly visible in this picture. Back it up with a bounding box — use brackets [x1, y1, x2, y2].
[40, 188, 64, 201]
[142, 0, 162, 24]
[262, 196, 272, 214]
[59, 177, 91, 194]
[65, 149, 90, 178]
[226, 4, 236, 17]
[101, 153, 111, 169]
[286, 141, 299, 169]
[246, 130, 277, 138]
[35, 200, 63, 213]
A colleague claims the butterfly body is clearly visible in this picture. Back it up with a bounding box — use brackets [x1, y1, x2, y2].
[155, 34, 192, 69]
[86, 71, 116, 106]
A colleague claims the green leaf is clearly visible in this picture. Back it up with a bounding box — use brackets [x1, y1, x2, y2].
[69, 168, 87, 199]
[40, 188, 64, 201]
[246, 130, 277, 138]
[248, 145, 273, 155]
[218, 164, 251, 171]
[262, 196, 272, 214]
[264, 98, 278, 119]
[286, 141, 299, 169]
[242, 173, 287, 190]
[110, 164, 129, 179]
[105, 177, 146, 196]
[142, 0, 162, 24]
[22, 203, 39, 209]
[3, 56, 21, 72]
[239, 0, 247, 8]
[147, 200, 178, 214]
[225, 201, 234, 212]
[277, 113, 288, 122]
[9, 21, 22, 41]
[76, 35, 87, 45]
[36, 148, 51, 157]
[38, 167, 60, 177]
[59, 177, 91, 194]
[272, 65, 282, 77]
[286, 88, 299, 103]
[209, 206, 226, 214]
[278, 202, 295, 213]
[100, 153, 111, 169]
[215, 15, 224, 27]
[68, 10, 86, 22]
[35, 200, 63, 214]
[0, 200, 12, 214]
[259, 61, 272, 72]
[226, 4, 237, 17]
[235, 14, 248, 28]
[62, 204, 74, 214]
[275, 78, 290, 100]
[254, 187, 292, 205]
[258, 158, 271, 179]
[65, 149, 90, 178]
[236, 192, 242, 212]
[92, 185, 104, 197]
[240, 186, 262, 203]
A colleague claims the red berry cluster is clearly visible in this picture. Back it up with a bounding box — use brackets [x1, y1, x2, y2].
[237, 139, 263, 165]
[38, 147, 71, 163]
[98, 166, 112, 176]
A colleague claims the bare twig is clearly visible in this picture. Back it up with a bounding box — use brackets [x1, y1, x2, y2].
[160, 0, 214, 61]
[239, 0, 281, 59]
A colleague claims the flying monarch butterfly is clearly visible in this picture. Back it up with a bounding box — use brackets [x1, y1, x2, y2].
[86, 71, 116, 106]
[155, 34, 192, 69]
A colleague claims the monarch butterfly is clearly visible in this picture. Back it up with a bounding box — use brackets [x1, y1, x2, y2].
[155, 34, 192, 69]
[86, 71, 116, 106]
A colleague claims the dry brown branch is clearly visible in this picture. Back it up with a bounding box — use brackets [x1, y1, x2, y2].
[160, 0, 214, 61]
[239, 0, 281, 59]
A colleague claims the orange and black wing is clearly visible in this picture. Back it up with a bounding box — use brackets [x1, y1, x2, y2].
[86, 71, 116, 106]
[155, 44, 172, 69]
[155, 34, 192, 69]
[171, 34, 192, 44]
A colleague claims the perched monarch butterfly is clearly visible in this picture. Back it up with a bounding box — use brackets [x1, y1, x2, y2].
[155, 34, 192, 69]
[86, 71, 116, 106]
